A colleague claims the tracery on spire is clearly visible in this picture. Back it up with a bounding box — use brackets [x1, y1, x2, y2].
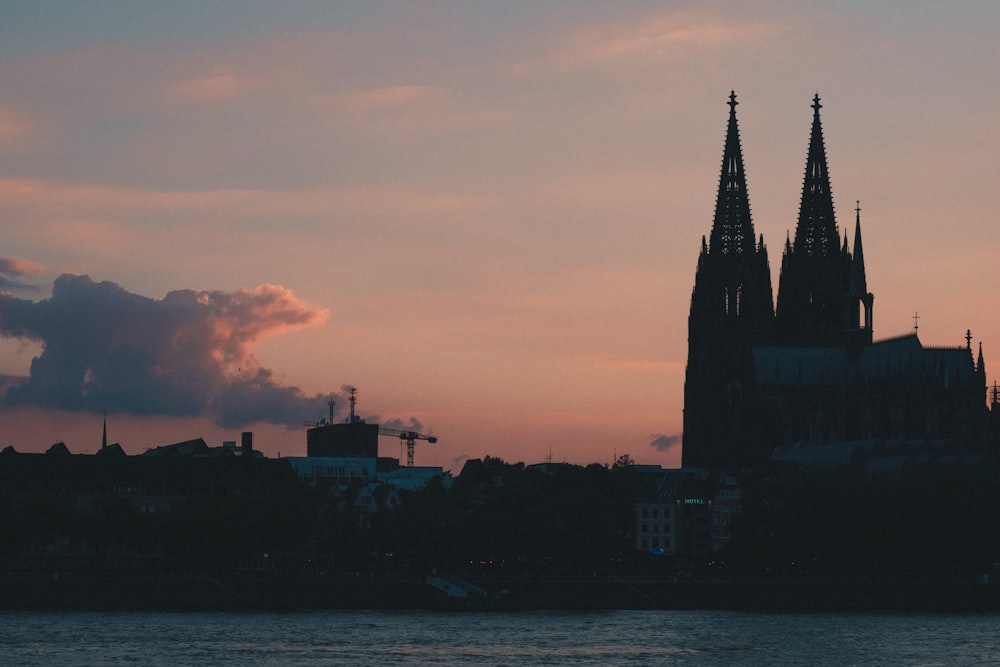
[793, 93, 839, 257]
[710, 91, 757, 256]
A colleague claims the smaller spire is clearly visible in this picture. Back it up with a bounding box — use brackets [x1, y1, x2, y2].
[102, 411, 107, 450]
[849, 201, 868, 296]
[978, 341, 986, 376]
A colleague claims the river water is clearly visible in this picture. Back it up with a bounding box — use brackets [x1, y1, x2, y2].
[2, 609, 999, 666]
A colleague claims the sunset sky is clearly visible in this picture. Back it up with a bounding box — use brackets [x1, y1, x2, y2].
[1, 1, 998, 471]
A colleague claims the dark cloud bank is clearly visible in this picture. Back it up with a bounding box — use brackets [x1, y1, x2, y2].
[0, 273, 335, 428]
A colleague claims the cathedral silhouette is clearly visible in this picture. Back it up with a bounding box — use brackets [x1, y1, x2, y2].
[682, 92, 994, 469]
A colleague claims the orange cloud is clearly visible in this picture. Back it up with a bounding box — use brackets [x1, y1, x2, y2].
[168, 64, 265, 101]
[332, 85, 444, 114]
[517, 10, 784, 75]
[0, 177, 489, 224]
[0, 257, 46, 276]
[314, 82, 510, 138]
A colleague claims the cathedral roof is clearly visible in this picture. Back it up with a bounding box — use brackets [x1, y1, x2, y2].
[853, 333, 922, 369]
[753, 346, 848, 385]
[755, 333, 979, 388]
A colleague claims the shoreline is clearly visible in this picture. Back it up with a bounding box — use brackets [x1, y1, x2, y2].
[4, 572, 1000, 613]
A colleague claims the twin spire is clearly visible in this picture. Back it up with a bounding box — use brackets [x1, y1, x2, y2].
[709, 91, 756, 256]
[710, 91, 851, 262]
[709, 91, 872, 347]
[794, 94, 840, 258]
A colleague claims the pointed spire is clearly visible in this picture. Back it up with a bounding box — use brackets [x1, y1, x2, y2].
[709, 91, 756, 256]
[775, 95, 857, 347]
[102, 410, 107, 450]
[849, 201, 868, 297]
[978, 341, 986, 377]
[793, 93, 839, 257]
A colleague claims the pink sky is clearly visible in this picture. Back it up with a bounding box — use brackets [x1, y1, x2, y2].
[1, 2, 998, 471]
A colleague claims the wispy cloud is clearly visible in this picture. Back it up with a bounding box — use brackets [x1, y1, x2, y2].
[0, 178, 487, 221]
[332, 85, 443, 114]
[316, 83, 509, 139]
[0, 256, 45, 291]
[516, 10, 783, 76]
[167, 64, 266, 102]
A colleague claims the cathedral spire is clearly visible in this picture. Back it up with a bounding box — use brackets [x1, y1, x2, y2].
[775, 94, 854, 347]
[709, 91, 756, 256]
[793, 94, 839, 257]
[849, 201, 867, 297]
[683, 91, 774, 468]
[847, 201, 874, 343]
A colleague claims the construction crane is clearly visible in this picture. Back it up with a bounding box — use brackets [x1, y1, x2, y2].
[303, 387, 437, 467]
[379, 427, 437, 467]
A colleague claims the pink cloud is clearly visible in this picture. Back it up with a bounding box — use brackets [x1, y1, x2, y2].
[332, 85, 444, 114]
[168, 64, 265, 102]
[516, 10, 784, 75]
[0, 257, 46, 277]
[314, 82, 510, 138]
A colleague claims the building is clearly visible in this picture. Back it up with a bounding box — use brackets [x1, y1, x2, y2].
[635, 469, 728, 557]
[289, 392, 445, 493]
[683, 91, 775, 468]
[683, 92, 992, 469]
[284, 455, 375, 489]
[306, 419, 379, 458]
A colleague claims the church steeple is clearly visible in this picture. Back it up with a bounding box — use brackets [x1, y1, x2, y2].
[683, 91, 775, 468]
[709, 91, 757, 257]
[794, 94, 840, 257]
[849, 202, 867, 297]
[775, 94, 853, 347]
[846, 202, 874, 348]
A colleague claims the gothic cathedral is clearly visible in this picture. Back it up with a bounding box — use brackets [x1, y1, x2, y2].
[682, 93, 990, 469]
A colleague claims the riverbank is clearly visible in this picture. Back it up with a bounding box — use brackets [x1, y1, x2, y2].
[4, 572, 1000, 613]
